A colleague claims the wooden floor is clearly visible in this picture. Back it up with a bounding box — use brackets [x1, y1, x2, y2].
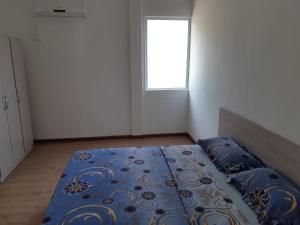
[0, 135, 193, 225]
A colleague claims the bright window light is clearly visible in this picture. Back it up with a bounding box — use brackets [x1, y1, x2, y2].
[146, 19, 189, 89]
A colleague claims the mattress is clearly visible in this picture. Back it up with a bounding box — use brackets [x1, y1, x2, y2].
[42, 145, 260, 225]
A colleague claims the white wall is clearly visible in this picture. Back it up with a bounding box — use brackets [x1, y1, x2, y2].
[189, 0, 300, 145]
[0, 0, 193, 139]
[0, 0, 131, 139]
[143, 91, 188, 134]
[129, 0, 144, 135]
[143, 0, 193, 17]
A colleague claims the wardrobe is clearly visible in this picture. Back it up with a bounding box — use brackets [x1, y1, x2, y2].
[0, 36, 33, 182]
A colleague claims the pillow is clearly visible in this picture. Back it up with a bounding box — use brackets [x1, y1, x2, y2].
[198, 137, 240, 151]
[198, 137, 265, 174]
[228, 168, 300, 225]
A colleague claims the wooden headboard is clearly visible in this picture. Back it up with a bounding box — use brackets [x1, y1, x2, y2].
[219, 108, 300, 187]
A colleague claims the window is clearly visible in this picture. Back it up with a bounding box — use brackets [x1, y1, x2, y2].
[146, 19, 190, 90]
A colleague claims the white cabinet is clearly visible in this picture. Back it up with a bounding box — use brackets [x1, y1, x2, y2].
[0, 77, 14, 180]
[0, 36, 33, 182]
[0, 37, 25, 163]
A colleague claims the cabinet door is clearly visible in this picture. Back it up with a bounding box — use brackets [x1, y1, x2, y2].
[10, 38, 33, 153]
[0, 37, 25, 163]
[0, 57, 14, 182]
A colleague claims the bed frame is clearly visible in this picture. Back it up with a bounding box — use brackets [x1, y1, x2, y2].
[219, 108, 300, 187]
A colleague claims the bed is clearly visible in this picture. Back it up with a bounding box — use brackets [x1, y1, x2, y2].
[41, 108, 300, 225]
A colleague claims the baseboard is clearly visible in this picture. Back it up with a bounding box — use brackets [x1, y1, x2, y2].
[186, 132, 197, 143]
[34, 132, 193, 143]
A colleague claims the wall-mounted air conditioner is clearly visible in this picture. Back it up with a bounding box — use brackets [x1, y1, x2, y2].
[35, 0, 86, 17]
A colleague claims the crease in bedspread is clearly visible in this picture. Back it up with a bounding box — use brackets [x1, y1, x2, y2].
[159, 146, 192, 225]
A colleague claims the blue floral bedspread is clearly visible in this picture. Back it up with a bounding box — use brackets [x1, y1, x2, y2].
[42, 145, 248, 225]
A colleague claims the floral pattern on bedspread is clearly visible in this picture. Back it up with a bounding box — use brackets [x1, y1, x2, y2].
[42, 147, 189, 225]
[162, 145, 249, 225]
[42, 145, 249, 225]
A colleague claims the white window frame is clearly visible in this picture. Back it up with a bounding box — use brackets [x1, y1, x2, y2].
[144, 16, 191, 91]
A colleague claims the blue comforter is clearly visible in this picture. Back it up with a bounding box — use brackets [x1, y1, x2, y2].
[42, 145, 248, 225]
